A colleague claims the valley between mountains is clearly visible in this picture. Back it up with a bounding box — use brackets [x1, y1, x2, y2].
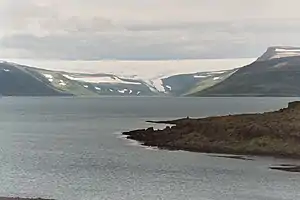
[2, 46, 300, 97]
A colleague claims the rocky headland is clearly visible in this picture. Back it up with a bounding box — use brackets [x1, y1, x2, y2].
[123, 101, 300, 160]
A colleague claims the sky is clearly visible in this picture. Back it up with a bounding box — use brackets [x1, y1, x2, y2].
[1, 0, 300, 61]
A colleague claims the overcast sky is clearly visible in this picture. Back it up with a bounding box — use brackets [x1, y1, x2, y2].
[1, 0, 300, 60]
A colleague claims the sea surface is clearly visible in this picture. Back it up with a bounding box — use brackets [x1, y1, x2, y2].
[0, 97, 299, 200]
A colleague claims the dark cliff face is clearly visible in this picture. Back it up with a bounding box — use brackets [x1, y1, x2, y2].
[194, 54, 300, 97]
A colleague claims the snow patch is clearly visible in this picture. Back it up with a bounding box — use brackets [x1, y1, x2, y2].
[151, 79, 165, 93]
[194, 75, 207, 78]
[118, 89, 128, 94]
[63, 74, 75, 80]
[266, 48, 300, 60]
[275, 48, 300, 52]
[59, 80, 66, 86]
[43, 74, 53, 79]
[270, 52, 300, 60]
[209, 71, 226, 74]
[43, 74, 54, 82]
[63, 74, 141, 85]
[144, 78, 166, 93]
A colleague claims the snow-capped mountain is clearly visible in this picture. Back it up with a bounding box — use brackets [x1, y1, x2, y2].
[257, 46, 300, 61]
[2, 46, 298, 97]
[194, 46, 300, 97]
[0, 58, 253, 96]
[35, 67, 237, 96]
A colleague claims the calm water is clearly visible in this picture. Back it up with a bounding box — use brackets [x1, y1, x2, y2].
[0, 97, 300, 200]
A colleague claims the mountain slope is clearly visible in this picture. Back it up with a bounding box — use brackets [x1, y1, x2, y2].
[0, 61, 238, 96]
[257, 46, 300, 61]
[0, 62, 69, 96]
[193, 47, 300, 97]
[33, 67, 236, 96]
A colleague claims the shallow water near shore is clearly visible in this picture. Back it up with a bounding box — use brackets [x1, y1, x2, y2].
[0, 97, 300, 200]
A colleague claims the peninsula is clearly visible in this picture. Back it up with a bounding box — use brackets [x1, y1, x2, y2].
[123, 101, 300, 158]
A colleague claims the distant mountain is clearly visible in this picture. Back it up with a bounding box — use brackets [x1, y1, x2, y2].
[0, 61, 236, 96]
[257, 46, 300, 61]
[7, 46, 300, 97]
[0, 62, 69, 96]
[192, 46, 300, 97]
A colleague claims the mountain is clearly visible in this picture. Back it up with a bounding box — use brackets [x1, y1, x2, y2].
[257, 46, 300, 61]
[6, 46, 300, 97]
[192, 46, 300, 97]
[0, 60, 237, 96]
[0, 62, 70, 96]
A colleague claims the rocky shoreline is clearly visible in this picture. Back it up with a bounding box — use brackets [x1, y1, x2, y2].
[123, 101, 300, 170]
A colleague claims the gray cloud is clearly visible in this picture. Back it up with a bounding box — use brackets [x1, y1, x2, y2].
[1, 0, 300, 60]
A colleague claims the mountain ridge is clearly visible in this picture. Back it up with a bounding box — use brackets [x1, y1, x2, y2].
[3, 46, 300, 97]
[0, 60, 236, 96]
[257, 46, 300, 61]
[193, 46, 300, 97]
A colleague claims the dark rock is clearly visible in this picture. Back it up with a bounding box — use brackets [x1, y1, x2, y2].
[122, 101, 300, 158]
[210, 155, 254, 161]
[288, 101, 300, 109]
[146, 127, 154, 132]
[270, 165, 300, 173]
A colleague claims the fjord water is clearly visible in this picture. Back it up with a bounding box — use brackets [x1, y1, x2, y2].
[0, 97, 299, 200]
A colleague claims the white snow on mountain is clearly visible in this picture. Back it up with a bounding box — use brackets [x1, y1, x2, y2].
[43, 74, 54, 82]
[63, 74, 141, 85]
[59, 80, 67, 86]
[209, 71, 227, 74]
[259, 47, 300, 61]
[275, 48, 300, 52]
[43, 74, 53, 79]
[271, 48, 300, 60]
[150, 79, 165, 93]
[2, 58, 254, 93]
[118, 89, 128, 94]
[194, 75, 208, 78]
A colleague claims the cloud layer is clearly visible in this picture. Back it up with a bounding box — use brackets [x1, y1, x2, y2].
[1, 0, 300, 60]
